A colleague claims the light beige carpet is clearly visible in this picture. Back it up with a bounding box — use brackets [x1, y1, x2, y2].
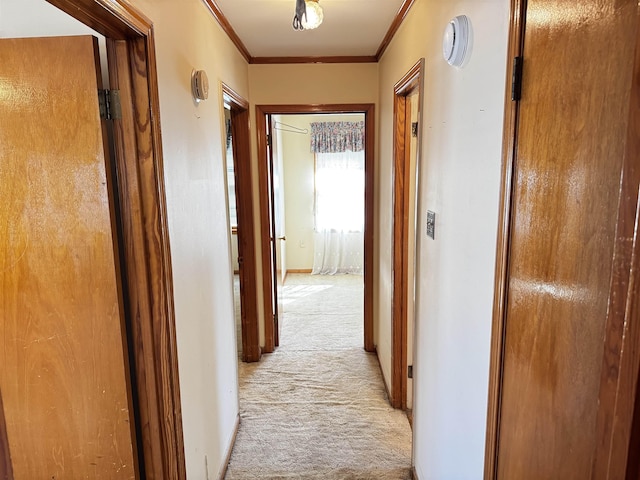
[225, 274, 412, 479]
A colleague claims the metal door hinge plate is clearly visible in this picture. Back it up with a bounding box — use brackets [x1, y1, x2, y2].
[98, 89, 122, 120]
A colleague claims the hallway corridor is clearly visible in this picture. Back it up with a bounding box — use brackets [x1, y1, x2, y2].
[225, 274, 412, 479]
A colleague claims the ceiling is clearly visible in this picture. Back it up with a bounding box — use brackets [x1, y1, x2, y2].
[206, 0, 412, 62]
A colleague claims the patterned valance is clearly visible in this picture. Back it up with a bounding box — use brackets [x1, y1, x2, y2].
[310, 121, 365, 153]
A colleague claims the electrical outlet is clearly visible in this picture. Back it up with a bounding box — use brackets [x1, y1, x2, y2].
[299, 241, 306, 248]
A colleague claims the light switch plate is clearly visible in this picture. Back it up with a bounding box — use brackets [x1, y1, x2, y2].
[426, 211, 436, 239]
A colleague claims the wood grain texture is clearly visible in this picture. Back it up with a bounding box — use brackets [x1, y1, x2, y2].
[0, 391, 13, 480]
[392, 94, 408, 410]
[256, 104, 375, 353]
[46, 0, 152, 38]
[125, 34, 186, 480]
[0, 35, 136, 478]
[483, 0, 525, 476]
[108, 38, 163, 479]
[269, 114, 285, 347]
[494, 0, 637, 478]
[391, 60, 424, 409]
[223, 84, 261, 362]
[43, 3, 187, 475]
[256, 110, 275, 354]
[592, 6, 640, 478]
[627, 363, 640, 479]
[364, 105, 376, 353]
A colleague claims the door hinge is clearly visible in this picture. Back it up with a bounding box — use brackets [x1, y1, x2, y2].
[408, 365, 413, 379]
[411, 122, 419, 138]
[266, 133, 272, 147]
[511, 56, 523, 102]
[98, 89, 122, 120]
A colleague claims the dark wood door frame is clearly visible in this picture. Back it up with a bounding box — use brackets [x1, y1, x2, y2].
[484, 0, 640, 477]
[0, 390, 12, 479]
[266, 114, 282, 347]
[223, 84, 261, 362]
[391, 59, 424, 410]
[40, 1, 186, 478]
[483, 1, 524, 474]
[255, 104, 376, 354]
[590, 7, 640, 477]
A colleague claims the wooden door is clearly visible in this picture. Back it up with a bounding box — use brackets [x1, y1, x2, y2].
[266, 115, 284, 347]
[225, 85, 260, 362]
[493, 0, 637, 478]
[406, 90, 419, 412]
[0, 36, 137, 478]
[0, 391, 12, 478]
[391, 60, 423, 410]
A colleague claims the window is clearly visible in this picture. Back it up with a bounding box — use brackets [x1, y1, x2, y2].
[314, 151, 364, 233]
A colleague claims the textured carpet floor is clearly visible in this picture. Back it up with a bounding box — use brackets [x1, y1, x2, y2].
[225, 274, 412, 479]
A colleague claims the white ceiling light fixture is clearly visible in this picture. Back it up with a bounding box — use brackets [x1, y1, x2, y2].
[292, 0, 323, 31]
[302, 0, 323, 30]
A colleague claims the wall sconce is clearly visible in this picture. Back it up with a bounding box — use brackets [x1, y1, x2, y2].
[442, 15, 472, 67]
[293, 0, 323, 31]
[191, 69, 209, 102]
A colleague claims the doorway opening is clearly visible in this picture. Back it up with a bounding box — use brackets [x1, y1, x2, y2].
[391, 59, 425, 412]
[267, 113, 366, 349]
[255, 104, 375, 355]
[223, 84, 260, 363]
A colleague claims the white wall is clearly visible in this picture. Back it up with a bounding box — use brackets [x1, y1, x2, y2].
[1, 0, 248, 478]
[279, 115, 315, 271]
[378, 0, 510, 478]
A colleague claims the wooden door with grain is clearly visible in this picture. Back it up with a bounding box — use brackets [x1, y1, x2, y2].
[266, 115, 283, 347]
[0, 36, 137, 478]
[494, 0, 638, 478]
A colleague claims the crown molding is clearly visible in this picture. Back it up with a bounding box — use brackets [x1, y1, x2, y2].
[201, 0, 251, 62]
[376, 0, 416, 61]
[203, 0, 416, 65]
[250, 55, 377, 65]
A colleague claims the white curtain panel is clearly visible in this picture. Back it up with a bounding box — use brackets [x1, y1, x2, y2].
[312, 150, 364, 275]
[312, 230, 364, 275]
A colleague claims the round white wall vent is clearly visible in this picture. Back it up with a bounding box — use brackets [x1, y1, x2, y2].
[442, 15, 472, 67]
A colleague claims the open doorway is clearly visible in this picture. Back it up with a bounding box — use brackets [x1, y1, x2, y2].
[391, 60, 424, 412]
[255, 104, 375, 355]
[269, 113, 366, 349]
[223, 84, 260, 363]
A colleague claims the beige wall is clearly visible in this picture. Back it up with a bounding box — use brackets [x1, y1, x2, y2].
[248, 63, 378, 346]
[1, 0, 249, 478]
[378, 0, 510, 478]
[279, 114, 315, 271]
